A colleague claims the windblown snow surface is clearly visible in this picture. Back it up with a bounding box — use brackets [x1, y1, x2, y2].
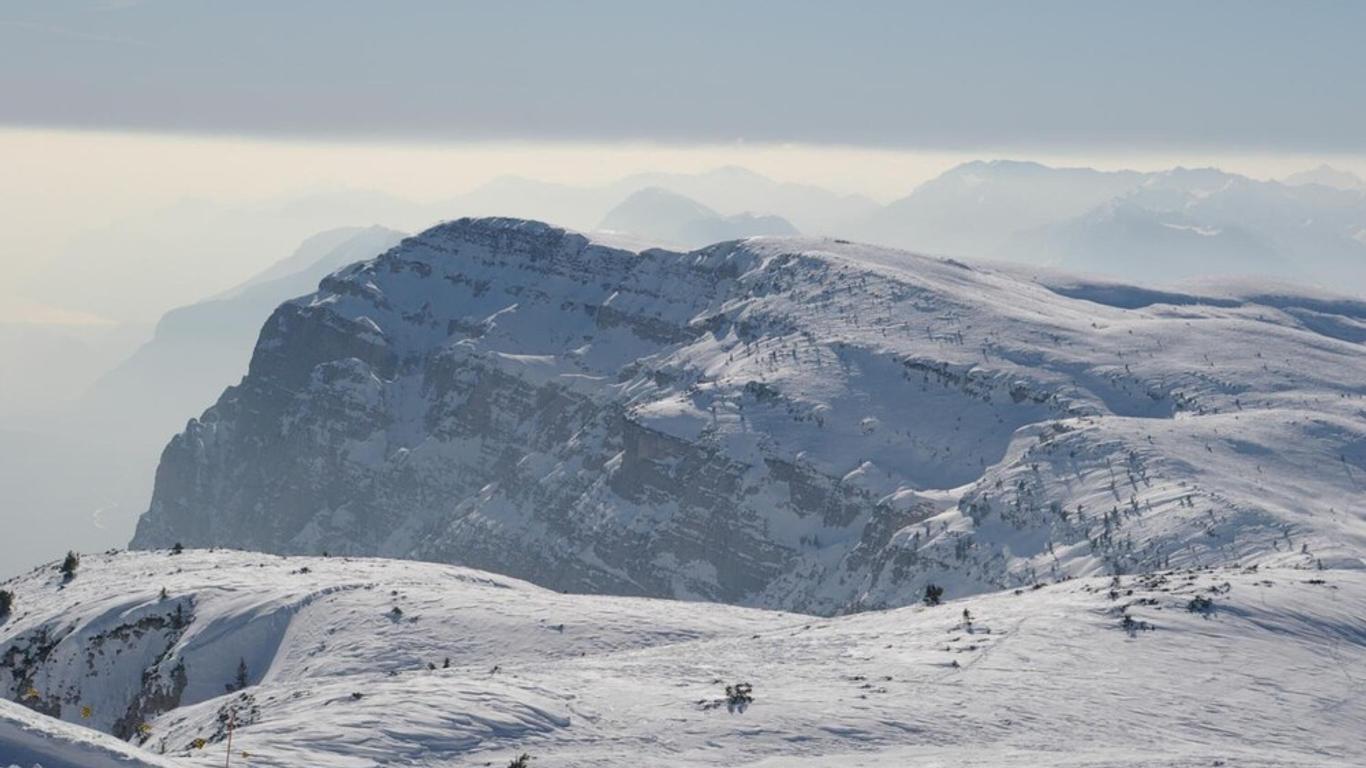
[3, 550, 1364, 766]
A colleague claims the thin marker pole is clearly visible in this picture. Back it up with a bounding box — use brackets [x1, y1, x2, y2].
[224, 708, 235, 768]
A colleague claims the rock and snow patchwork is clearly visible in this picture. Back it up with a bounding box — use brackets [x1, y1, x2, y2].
[130, 217, 1366, 614]
[1, 550, 1363, 766]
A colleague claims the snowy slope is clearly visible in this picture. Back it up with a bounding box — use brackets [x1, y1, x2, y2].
[132, 217, 1366, 615]
[2, 550, 1363, 766]
[1, 698, 180, 768]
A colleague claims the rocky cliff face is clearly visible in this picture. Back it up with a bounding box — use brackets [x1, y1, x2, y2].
[132, 217, 1366, 614]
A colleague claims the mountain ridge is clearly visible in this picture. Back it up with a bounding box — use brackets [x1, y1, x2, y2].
[129, 217, 1366, 616]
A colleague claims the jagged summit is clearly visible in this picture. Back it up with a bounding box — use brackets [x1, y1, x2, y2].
[131, 217, 1366, 615]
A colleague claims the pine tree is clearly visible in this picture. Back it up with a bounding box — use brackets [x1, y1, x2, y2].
[923, 583, 944, 606]
[171, 542, 184, 556]
[0, 589, 12, 617]
[61, 551, 80, 580]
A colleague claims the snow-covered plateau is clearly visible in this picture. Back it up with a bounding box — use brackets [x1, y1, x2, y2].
[2, 549, 1363, 766]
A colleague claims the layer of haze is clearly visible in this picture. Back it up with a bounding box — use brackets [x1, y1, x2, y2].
[7, 127, 1366, 326]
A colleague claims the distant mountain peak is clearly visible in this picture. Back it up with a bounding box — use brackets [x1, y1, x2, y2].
[1282, 164, 1366, 191]
[599, 187, 796, 247]
[703, 164, 772, 181]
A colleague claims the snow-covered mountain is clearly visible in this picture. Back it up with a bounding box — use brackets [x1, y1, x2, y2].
[598, 187, 798, 248]
[2, 549, 1362, 767]
[864, 160, 1143, 259]
[1009, 196, 1286, 284]
[867, 161, 1366, 294]
[1283, 164, 1366, 191]
[129, 217, 1366, 615]
[1017, 168, 1366, 288]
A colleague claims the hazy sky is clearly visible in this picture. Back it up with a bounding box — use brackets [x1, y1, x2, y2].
[4, 1, 1365, 150]
[7, 126, 1365, 323]
[4, 1, 1366, 325]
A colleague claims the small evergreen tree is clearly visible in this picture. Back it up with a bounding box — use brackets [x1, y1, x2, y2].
[725, 682, 755, 713]
[1186, 595, 1215, 616]
[171, 542, 184, 556]
[0, 589, 12, 617]
[923, 583, 944, 606]
[226, 658, 248, 692]
[61, 551, 80, 580]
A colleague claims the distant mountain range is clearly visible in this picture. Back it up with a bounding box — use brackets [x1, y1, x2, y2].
[1283, 163, 1366, 191]
[18, 161, 1366, 331]
[867, 160, 1366, 293]
[444, 165, 877, 238]
[459, 160, 1366, 294]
